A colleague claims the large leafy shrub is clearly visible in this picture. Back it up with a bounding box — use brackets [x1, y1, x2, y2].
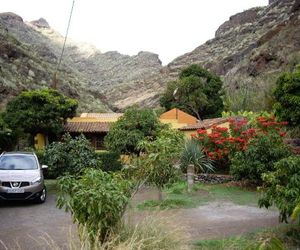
[104, 107, 162, 155]
[259, 155, 300, 222]
[44, 134, 100, 178]
[57, 169, 131, 241]
[230, 133, 291, 184]
[273, 66, 300, 127]
[96, 151, 122, 172]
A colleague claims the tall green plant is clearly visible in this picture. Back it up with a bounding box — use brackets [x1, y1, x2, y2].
[137, 127, 184, 200]
[57, 169, 131, 242]
[259, 155, 300, 222]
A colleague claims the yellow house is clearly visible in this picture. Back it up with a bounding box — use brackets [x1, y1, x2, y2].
[34, 108, 230, 149]
[159, 108, 230, 139]
[34, 113, 123, 150]
[159, 108, 199, 129]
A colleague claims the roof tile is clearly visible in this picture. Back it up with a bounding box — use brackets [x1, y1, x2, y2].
[64, 122, 111, 133]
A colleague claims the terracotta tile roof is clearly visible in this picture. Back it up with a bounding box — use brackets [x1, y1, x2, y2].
[64, 122, 111, 133]
[80, 113, 123, 119]
[179, 117, 229, 131]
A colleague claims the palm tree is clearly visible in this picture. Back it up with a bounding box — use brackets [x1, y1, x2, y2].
[180, 139, 214, 192]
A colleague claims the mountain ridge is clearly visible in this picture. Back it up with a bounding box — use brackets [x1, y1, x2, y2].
[1, 0, 300, 112]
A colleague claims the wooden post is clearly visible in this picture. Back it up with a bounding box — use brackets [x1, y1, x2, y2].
[187, 164, 195, 193]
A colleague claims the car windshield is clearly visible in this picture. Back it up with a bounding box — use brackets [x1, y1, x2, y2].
[0, 155, 38, 170]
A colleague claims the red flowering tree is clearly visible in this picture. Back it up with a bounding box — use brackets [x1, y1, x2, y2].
[193, 116, 288, 169]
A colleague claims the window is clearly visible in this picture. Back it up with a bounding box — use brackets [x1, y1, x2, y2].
[0, 155, 38, 170]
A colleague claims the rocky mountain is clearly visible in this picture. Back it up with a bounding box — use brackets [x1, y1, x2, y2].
[1, 0, 300, 112]
[0, 13, 111, 112]
[154, 0, 300, 110]
[0, 13, 163, 111]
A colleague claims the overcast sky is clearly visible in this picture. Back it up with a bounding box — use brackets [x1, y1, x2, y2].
[1, 0, 268, 64]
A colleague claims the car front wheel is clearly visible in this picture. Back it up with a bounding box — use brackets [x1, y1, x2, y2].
[34, 187, 47, 204]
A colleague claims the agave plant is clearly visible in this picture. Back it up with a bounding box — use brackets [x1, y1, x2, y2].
[180, 139, 214, 174]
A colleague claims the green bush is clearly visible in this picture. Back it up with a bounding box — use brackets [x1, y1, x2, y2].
[230, 133, 291, 185]
[259, 155, 300, 222]
[43, 134, 100, 178]
[273, 66, 300, 127]
[104, 106, 163, 155]
[0, 113, 17, 152]
[57, 169, 131, 242]
[96, 151, 122, 172]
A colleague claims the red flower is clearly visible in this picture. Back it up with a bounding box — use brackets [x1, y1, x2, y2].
[280, 132, 286, 137]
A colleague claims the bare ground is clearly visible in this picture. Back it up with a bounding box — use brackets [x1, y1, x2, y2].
[128, 187, 280, 241]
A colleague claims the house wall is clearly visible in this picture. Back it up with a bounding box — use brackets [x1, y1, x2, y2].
[160, 119, 189, 129]
[160, 109, 198, 124]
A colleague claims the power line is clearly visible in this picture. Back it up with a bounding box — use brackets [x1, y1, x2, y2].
[52, 0, 75, 89]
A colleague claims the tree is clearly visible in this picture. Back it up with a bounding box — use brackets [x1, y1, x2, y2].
[273, 66, 300, 127]
[137, 127, 184, 200]
[4, 88, 78, 142]
[160, 64, 224, 119]
[104, 107, 162, 155]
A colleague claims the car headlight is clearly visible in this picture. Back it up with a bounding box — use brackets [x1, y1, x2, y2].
[31, 177, 42, 185]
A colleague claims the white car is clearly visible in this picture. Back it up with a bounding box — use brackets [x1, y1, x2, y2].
[0, 152, 48, 203]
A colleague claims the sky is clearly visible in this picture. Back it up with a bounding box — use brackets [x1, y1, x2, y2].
[1, 0, 268, 65]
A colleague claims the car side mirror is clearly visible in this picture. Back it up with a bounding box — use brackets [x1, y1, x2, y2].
[42, 165, 48, 169]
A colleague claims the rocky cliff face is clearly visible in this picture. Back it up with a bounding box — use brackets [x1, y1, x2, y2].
[146, 0, 300, 110]
[1, 0, 299, 111]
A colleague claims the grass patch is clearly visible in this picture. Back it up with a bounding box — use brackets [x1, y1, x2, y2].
[194, 236, 250, 250]
[45, 179, 58, 194]
[138, 181, 260, 210]
[137, 198, 193, 210]
[194, 224, 300, 250]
